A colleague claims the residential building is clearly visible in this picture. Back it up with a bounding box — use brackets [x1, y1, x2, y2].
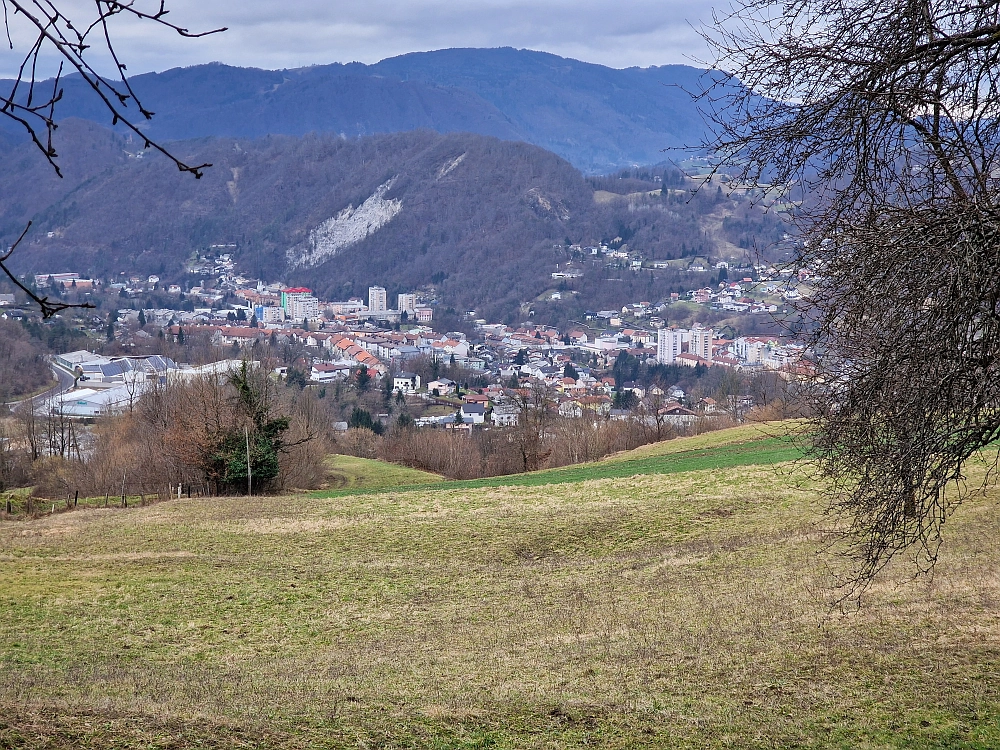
[368, 286, 387, 313]
[661, 403, 699, 427]
[397, 293, 417, 313]
[558, 400, 583, 418]
[460, 403, 486, 425]
[657, 328, 683, 365]
[392, 372, 421, 394]
[254, 305, 286, 324]
[327, 299, 367, 315]
[427, 378, 456, 395]
[281, 288, 318, 322]
[733, 336, 777, 365]
[492, 404, 519, 427]
[288, 294, 319, 323]
[310, 363, 354, 383]
[690, 325, 714, 361]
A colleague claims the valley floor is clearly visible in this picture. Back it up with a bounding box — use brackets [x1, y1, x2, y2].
[2, 425, 1000, 748]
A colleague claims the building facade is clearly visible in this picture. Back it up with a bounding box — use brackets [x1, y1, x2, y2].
[690, 326, 714, 362]
[289, 295, 320, 323]
[657, 328, 683, 365]
[397, 293, 416, 313]
[281, 288, 319, 322]
[368, 286, 387, 313]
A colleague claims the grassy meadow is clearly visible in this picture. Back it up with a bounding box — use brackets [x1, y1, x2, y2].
[3, 425, 1000, 748]
[323, 454, 445, 491]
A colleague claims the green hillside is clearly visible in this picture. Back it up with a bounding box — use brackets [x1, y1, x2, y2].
[315, 424, 801, 498]
[2, 425, 1000, 748]
[323, 454, 445, 491]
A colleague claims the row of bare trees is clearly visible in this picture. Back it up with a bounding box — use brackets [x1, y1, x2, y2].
[5, 363, 327, 504]
[339, 383, 739, 481]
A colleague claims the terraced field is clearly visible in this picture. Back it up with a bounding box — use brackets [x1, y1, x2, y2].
[2, 424, 1000, 748]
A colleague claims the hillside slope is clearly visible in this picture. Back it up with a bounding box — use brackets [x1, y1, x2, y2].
[316, 424, 801, 498]
[11, 127, 600, 321]
[3, 427, 999, 747]
[0, 48, 722, 172]
[5, 124, 774, 323]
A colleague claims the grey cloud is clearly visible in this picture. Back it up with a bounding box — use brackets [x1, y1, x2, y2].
[0, 0, 715, 78]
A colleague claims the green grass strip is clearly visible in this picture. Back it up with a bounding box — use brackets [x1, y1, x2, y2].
[313, 436, 801, 499]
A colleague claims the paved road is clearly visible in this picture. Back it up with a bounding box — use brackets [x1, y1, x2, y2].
[2, 361, 76, 410]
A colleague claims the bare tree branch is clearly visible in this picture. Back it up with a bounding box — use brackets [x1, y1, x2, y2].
[0, 221, 93, 317]
[0, 0, 225, 314]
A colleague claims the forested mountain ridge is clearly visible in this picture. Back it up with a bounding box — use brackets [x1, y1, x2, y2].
[3, 122, 783, 325]
[0, 48, 721, 173]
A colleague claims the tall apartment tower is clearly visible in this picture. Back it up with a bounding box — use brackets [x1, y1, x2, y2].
[368, 286, 387, 313]
[690, 325, 714, 362]
[657, 328, 683, 365]
[397, 293, 417, 313]
[281, 287, 313, 316]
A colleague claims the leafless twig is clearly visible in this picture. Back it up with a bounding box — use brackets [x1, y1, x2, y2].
[0, 221, 93, 317]
[0, 1, 225, 311]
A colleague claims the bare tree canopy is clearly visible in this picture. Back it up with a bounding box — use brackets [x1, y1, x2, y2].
[701, 1, 1000, 592]
[0, 0, 224, 316]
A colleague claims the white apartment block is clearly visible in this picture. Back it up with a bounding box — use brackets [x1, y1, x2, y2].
[690, 326, 714, 361]
[657, 328, 683, 365]
[289, 295, 320, 323]
[255, 305, 286, 324]
[368, 286, 387, 313]
[397, 293, 417, 313]
[327, 299, 366, 315]
[734, 336, 772, 365]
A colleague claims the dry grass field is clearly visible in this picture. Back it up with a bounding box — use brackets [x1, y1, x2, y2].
[2, 426, 1000, 748]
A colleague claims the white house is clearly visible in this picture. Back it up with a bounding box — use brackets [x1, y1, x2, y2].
[558, 399, 583, 418]
[492, 403, 519, 427]
[311, 363, 354, 383]
[661, 404, 698, 427]
[392, 372, 421, 394]
[460, 403, 486, 425]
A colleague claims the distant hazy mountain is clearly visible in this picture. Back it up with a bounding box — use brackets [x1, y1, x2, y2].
[0, 48, 719, 173]
[3, 123, 779, 324]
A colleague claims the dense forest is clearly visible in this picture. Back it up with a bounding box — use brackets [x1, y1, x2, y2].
[1, 124, 785, 325]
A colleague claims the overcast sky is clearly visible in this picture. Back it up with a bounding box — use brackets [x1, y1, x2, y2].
[0, 0, 718, 79]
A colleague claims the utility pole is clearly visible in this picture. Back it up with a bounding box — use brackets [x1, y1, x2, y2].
[245, 427, 252, 497]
